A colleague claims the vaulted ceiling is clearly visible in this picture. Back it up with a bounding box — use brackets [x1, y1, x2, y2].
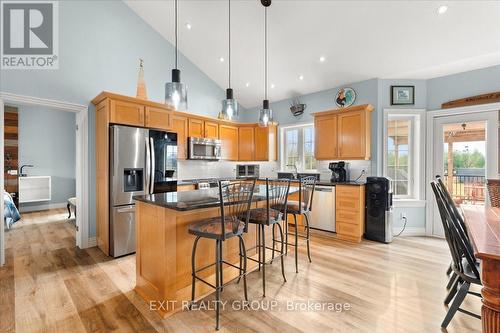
[125, 0, 500, 108]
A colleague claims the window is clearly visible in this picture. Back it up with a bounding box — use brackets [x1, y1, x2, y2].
[387, 119, 412, 197]
[281, 124, 316, 171]
[383, 110, 423, 200]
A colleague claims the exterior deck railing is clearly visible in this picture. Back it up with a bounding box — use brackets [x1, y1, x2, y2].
[443, 174, 486, 204]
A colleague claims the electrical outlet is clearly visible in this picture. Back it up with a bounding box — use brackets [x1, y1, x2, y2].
[400, 212, 407, 220]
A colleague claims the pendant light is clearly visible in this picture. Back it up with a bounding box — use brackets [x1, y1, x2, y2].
[258, 0, 273, 127]
[165, 0, 187, 111]
[220, 0, 239, 120]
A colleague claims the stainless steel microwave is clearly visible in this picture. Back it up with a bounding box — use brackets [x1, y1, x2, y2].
[188, 137, 221, 160]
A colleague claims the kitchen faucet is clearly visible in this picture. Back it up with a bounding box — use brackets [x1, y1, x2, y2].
[286, 163, 298, 176]
[19, 164, 34, 177]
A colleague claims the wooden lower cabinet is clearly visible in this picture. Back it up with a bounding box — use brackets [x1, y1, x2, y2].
[177, 184, 196, 192]
[335, 185, 365, 243]
[135, 201, 262, 317]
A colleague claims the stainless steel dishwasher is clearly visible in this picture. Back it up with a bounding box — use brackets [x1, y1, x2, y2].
[310, 185, 336, 232]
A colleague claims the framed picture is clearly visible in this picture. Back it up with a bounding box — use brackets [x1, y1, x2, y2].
[335, 87, 356, 108]
[391, 86, 414, 105]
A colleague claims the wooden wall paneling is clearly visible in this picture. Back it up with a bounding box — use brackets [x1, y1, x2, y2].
[4, 106, 19, 207]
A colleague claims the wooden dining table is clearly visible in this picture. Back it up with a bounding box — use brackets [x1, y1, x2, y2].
[461, 205, 500, 333]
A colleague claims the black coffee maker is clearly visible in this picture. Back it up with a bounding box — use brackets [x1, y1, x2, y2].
[329, 162, 347, 182]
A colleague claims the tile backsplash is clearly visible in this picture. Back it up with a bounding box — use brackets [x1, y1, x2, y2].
[177, 160, 279, 180]
[177, 159, 371, 182]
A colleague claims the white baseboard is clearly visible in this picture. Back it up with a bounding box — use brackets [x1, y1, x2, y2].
[392, 227, 426, 236]
[19, 202, 68, 213]
[87, 237, 97, 247]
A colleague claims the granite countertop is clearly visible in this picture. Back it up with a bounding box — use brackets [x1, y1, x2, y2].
[134, 184, 299, 211]
[177, 177, 365, 187]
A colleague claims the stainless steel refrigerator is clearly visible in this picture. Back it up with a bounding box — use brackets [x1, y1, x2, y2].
[109, 125, 177, 257]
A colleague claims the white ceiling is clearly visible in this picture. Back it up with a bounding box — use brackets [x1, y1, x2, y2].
[125, 0, 500, 108]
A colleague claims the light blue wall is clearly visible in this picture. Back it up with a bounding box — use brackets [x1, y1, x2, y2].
[18, 106, 76, 208]
[242, 78, 380, 172]
[1, 1, 227, 237]
[427, 65, 500, 110]
[241, 66, 500, 232]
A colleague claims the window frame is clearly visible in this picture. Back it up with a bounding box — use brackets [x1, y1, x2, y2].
[280, 123, 316, 172]
[383, 109, 425, 201]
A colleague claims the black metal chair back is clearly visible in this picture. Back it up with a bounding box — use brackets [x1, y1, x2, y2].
[218, 179, 256, 240]
[431, 180, 480, 280]
[297, 176, 316, 212]
[265, 178, 290, 224]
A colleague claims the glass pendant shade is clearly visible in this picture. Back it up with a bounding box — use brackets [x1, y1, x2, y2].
[258, 99, 273, 127]
[165, 69, 187, 111]
[220, 88, 238, 120]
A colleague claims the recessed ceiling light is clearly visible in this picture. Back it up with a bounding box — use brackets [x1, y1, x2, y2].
[219, 57, 225, 62]
[437, 5, 448, 15]
[245, 82, 250, 87]
[185, 22, 192, 30]
[319, 56, 326, 63]
[271, 83, 275, 89]
[298, 75, 304, 80]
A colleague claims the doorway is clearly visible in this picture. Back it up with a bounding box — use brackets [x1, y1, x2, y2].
[0, 92, 89, 266]
[429, 110, 498, 237]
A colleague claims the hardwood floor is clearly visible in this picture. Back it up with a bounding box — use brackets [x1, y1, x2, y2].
[1, 209, 482, 332]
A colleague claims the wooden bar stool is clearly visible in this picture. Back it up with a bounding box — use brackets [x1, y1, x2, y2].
[283, 176, 316, 273]
[188, 179, 256, 330]
[242, 178, 290, 296]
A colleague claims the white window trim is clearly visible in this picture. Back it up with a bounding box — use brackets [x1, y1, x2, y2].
[383, 109, 426, 202]
[280, 123, 315, 172]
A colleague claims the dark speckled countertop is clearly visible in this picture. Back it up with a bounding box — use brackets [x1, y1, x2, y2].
[134, 184, 299, 211]
[177, 177, 365, 187]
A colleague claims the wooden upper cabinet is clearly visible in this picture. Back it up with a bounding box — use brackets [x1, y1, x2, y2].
[188, 118, 204, 137]
[238, 127, 255, 161]
[314, 115, 338, 160]
[254, 124, 277, 161]
[338, 110, 369, 159]
[145, 106, 172, 131]
[204, 121, 219, 139]
[219, 125, 239, 161]
[109, 99, 144, 126]
[172, 115, 188, 160]
[312, 104, 373, 160]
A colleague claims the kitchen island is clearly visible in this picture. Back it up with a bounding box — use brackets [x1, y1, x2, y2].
[133, 185, 294, 317]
